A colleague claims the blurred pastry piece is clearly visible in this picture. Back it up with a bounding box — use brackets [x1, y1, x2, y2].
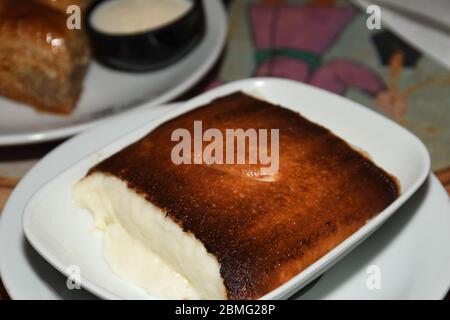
[34, 0, 92, 13]
[0, 0, 90, 114]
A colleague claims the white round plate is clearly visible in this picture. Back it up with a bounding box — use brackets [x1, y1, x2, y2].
[0, 0, 227, 147]
[1, 101, 450, 300]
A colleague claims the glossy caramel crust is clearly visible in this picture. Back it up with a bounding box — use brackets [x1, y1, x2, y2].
[0, 0, 90, 113]
[89, 93, 399, 299]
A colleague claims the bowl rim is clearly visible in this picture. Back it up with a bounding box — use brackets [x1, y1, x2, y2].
[85, 0, 203, 38]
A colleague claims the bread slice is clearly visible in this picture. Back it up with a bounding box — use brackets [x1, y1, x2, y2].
[0, 0, 90, 114]
[75, 92, 399, 299]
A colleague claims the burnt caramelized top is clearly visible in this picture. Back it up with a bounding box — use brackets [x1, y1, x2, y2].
[89, 93, 399, 299]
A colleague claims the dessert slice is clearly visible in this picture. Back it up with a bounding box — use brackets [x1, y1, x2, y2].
[74, 92, 399, 299]
[0, 0, 90, 114]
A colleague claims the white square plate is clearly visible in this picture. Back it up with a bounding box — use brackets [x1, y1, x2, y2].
[23, 78, 430, 300]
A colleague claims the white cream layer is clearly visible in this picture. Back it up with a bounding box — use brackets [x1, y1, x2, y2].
[73, 173, 226, 299]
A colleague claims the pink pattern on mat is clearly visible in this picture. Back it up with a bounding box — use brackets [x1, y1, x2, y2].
[255, 57, 310, 82]
[310, 59, 386, 95]
[248, 4, 385, 96]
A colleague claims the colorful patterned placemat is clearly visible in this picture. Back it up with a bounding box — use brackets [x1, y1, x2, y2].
[207, 0, 450, 172]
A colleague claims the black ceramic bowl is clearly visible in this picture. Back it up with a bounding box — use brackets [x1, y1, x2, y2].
[85, 0, 206, 72]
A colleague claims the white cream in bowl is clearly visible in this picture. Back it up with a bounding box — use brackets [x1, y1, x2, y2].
[90, 0, 193, 35]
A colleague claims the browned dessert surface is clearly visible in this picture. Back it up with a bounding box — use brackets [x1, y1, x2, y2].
[0, 0, 90, 114]
[89, 93, 399, 299]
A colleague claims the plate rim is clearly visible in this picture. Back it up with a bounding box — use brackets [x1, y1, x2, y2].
[0, 103, 178, 300]
[1, 94, 449, 300]
[21, 77, 431, 300]
[0, 0, 228, 147]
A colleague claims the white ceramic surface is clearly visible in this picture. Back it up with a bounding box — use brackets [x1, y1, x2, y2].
[20, 78, 431, 299]
[0, 0, 227, 146]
